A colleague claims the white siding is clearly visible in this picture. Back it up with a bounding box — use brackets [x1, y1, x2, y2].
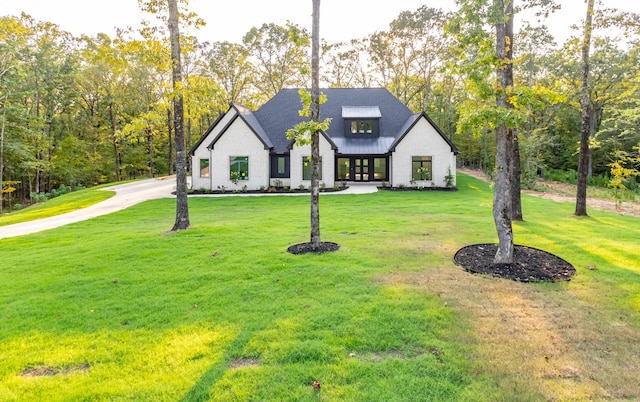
[190, 110, 238, 190]
[391, 117, 457, 187]
[210, 117, 270, 191]
[290, 135, 335, 188]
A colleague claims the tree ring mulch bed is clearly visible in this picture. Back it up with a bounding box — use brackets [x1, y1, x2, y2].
[287, 242, 340, 255]
[454, 243, 576, 282]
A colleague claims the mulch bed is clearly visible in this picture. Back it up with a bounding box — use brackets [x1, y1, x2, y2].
[454, 244, 576, 282]
[287, 242, 340, 255]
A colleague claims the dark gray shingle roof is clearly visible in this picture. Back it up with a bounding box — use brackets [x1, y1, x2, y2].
[192, 88, 457, 156]
[254, 88, 415, 154]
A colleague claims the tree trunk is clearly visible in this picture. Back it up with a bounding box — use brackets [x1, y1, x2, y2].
[109, 102, 120, 182]
[167, 109, 174, 175]
[576, 0, 594, 217]
[0, 92, 6, 215]
[146, 128, 154, 178]
[168, 0, 190, 231]
[493, 0, 515, 264]
[511, 129, 523, 221]
[310, 0, 321, 248]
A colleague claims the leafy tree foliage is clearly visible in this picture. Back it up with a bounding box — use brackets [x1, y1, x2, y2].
[1, 2, 639, 217]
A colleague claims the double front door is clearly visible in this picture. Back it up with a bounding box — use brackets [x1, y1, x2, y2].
[337, 156, 388, 182]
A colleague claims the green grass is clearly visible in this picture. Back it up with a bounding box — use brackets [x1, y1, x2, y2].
[0, 174, 638, 401]
[0, 184, 116, 227]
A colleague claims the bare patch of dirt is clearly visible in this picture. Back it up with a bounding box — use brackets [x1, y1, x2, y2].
[458, 168, 640, 217]
[228, 358, 260, 369]
[20, 363, 90, 377]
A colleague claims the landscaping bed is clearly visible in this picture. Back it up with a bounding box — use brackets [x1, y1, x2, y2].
[187, 186, 348, 195]
[454, 243, 576, 282]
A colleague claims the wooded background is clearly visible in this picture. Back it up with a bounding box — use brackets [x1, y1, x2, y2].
[1, 3, 638, 211]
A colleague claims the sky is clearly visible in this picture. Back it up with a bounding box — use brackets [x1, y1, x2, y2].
[1, 0, 639, 45]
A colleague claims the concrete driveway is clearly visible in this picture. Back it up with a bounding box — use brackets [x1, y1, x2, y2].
[0, 178, 176, 240]
[0, 178, 377, 240]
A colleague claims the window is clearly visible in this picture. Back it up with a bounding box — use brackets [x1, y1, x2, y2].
[277, 156, 286, 175]
[337, 157, 350, 180]
[373, 158, 387, 180]
[199, 158, 210, 178]
[302, 156, 322, 180]
[350, 120, 373, 134]
[230, 156, 249, 181]
[412, 156, 432, 180]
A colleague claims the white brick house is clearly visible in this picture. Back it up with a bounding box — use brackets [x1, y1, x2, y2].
[190, 88, 458, 191]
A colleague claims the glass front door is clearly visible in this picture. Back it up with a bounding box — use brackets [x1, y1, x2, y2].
[354, 158, 369, 181]
[336, 156, 388, 181]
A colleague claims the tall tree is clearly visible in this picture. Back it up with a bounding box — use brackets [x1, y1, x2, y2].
[309, 0, 321, 248]
[243, 22, 309, 100]
[286, 0, 332, 252]
[493, 0, 515, 262]
[167, 0, 190, 231]
[575, 0, 595, 217]
[205, 41, 253, 103]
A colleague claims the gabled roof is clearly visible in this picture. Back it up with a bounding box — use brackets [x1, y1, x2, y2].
[390, 112, 460, 155]
[208, 103, 273, 150]
[191, 88, 457, 156]
[255, 88, 418, 154]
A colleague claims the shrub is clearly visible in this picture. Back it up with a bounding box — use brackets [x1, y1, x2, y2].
[50, 184, 70, 198]
[445, 166, 455, 188]
[30, 192, 49, 203]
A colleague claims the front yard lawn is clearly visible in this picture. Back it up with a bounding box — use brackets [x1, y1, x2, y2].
[0, 174, 638, 401]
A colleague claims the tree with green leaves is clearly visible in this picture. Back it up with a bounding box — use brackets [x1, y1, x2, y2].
[451, 0, 559, 263]
[575, 0, 595, 217]
[166, 0, 190, 231]
[286, 0, 334, 253]
[243, 22, 309, 100]
[368, 6, 451, 112]
[205, 41, 253, 104]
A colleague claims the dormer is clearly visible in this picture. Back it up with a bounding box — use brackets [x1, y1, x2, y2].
[342, 106, 381, 137]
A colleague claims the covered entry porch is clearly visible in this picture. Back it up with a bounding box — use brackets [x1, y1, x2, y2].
[335, 156, 389, 182]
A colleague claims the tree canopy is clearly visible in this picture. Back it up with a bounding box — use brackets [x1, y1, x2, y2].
[1, 2, 638, 212]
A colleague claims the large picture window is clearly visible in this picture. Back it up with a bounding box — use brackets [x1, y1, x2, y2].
[373, 158, 387, 180]
[412, 156, 432, 180]
[199, 158, 210, 178]
[302, 156, 322, 180]
[230, 156, 249, 181]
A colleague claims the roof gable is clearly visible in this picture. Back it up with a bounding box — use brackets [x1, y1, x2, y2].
[208, 103, 273, 151]
[390, 112, 460, 154]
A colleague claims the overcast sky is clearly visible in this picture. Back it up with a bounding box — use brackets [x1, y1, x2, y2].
[1, 0, 639, 45]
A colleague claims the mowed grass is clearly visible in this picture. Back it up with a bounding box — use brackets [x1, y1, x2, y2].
[0, 174, 638, 401]
[0, 185, 116, 226]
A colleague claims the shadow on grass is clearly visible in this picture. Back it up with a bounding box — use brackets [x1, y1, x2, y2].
[181, 329, 258, 401]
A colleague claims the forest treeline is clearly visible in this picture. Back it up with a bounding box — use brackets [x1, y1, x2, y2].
[1, 4, 639, 211]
